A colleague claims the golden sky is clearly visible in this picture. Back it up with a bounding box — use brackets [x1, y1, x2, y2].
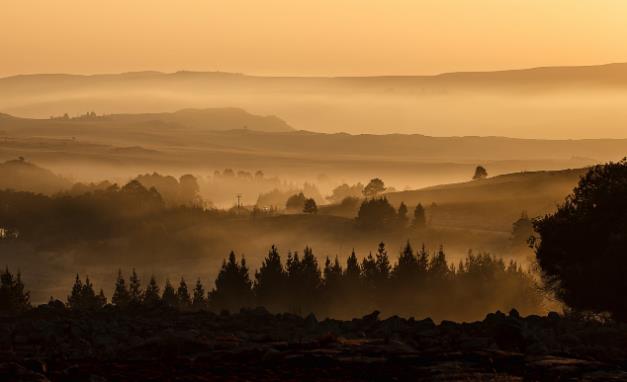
[1, 0, 626, 76]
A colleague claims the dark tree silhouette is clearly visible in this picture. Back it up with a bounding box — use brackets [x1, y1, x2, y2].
[254, 245, 287, 311]
[210, 252, 254, 311]
[417, 244, 430, 274]
[192, 278, 207, 309]
[82, 277, 98, 308]
[129, 268, 142, 305]
[67, 274, 83, 310]
[340, 250, 364, 314]
[372, 242, 392, 306]
[134, 172, 200, 207]
[511, 211, 534, 248]
[97, 288, 107, 307]
[323, 256, 343, 291]
[303, 198, 318, 214]
[397, 202, 409, 227]
[68, 274, 105, 310]
[112, 269, 130, 308]
[473, 165, 488, 180]
[375, 242, 392, 283]
[119, 180, 165, 213]
[412, 203, 426, 229]
[390, 242, 428, 315]
[176, 277, 191, 309]
[286, 192, 307, 211]
[326, 183, 364, 203]
[322, 255, 343, 315]
[363, 178, 386, 198]
[345, 250, 361, 283]
[533, 159, 627, 320]
[161, 279, 177, 307]
[429, 245, 451, 282]
[360, 251, 378, 291]
[286, 247, 322, 314]
[393, 241, 419, 280]
[356, 197, 397, 230]
[5, 240, 543, 320]
[144, 275, 161, 306]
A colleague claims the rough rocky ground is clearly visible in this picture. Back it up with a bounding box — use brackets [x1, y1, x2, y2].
[2, 303, 627, 381]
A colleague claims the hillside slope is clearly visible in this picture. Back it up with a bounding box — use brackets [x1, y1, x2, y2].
[385, 168, 587, 231]
[3, 63, 627, 138]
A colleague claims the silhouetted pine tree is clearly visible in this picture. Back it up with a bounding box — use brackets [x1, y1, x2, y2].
[210, 252, 254, 312]
[68, 274, 104, 310]
[393, 241, 419, 280]
[82, 276, 98, 308]
[412, 203, 426, 229]
[192, 278, 206, 310]
[345, 250, 360, 282]
[417, 244, 430, 275]
[429, 245, 451, 281]
[391, 242, 426, 315]
[162, 279, 177, 307]
[338, 249, 364, 317]
[397, 202, 409, 227]
[286, 247, 322, 315]
[67, 274, 83, 310]
[12, 271, 30, 312]
[343, 249, 361, 300]
[129, 268, 142, 305]
[177, 277, 191, 309]
[374, 242, 391, 284]
[5, 268, 31, 312]
[323, 256, 343, 290]
[143, 275, 161, 306]
[112, 269, 130, 308]
[360, 252, 377, 291]
[373, 242, 392, 309]
[254, 245, 287, 312]
[97, 289, 107, 307]
[322, 255, 343, 315]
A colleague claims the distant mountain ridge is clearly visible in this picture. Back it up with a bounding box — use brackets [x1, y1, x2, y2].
[3, 62, 627, 138]
[3, 62, 627, 89]
[0, 111, 626, 163]
[105, 108, 293, 132]
[0, 108, 293, 133]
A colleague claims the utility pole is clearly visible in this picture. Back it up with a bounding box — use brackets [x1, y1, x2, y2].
[236, 193, 242, 211]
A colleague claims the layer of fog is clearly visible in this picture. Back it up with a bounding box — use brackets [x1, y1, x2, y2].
[4, 82, 627, 139]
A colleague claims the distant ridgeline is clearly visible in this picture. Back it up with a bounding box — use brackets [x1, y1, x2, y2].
[0, 158, 205, 207]
[0, 157, 71, 194]
[0, 241, 541, 321]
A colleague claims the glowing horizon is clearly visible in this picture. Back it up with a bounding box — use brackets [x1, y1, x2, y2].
[2, 0, 626, 77]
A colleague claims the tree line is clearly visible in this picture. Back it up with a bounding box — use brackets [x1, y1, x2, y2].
[1, 242, 542, 320]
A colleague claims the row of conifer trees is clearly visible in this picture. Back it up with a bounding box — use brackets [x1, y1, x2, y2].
[2, 242, 542, 320]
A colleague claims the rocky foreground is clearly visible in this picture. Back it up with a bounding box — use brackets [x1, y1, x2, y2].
[2, 303, 627, 381]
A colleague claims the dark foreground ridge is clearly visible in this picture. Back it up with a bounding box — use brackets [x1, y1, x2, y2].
[2, 304, 627, 381]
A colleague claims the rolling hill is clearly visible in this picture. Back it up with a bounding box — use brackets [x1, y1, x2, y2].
[385, 168, 588, 232]
[3, 63, 627, 138]
[0, 110, 624, 188]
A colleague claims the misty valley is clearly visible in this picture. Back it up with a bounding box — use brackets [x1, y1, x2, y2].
[2, 67, 627, 381]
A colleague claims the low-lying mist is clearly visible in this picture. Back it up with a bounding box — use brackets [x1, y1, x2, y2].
[5, 66, 627, 139]
[0, 157, 576, 321]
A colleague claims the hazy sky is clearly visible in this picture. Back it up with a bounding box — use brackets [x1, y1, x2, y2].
[2, 0, 626, 77]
